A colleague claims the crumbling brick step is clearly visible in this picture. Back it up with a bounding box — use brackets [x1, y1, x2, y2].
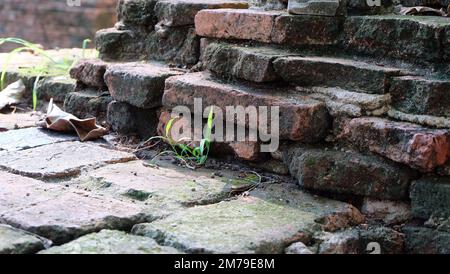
[162, 72, 330, 142]
[70, 58, 109, 88]
[202, 42, 419, 94]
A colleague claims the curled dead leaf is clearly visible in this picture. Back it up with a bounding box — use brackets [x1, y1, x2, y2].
[38, 98, 108, 141]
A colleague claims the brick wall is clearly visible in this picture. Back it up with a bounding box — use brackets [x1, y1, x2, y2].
[0, 0, 117, 51]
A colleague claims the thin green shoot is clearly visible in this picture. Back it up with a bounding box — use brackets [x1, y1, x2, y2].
[143, 108, 215, 169]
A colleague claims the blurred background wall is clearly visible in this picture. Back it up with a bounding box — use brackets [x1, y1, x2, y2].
[0, 0, 117, 51]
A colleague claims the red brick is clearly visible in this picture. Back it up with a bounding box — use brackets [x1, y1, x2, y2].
[195, 9, 282, 43]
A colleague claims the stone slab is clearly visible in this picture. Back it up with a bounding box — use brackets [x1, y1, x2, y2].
[0, 112, 42, 131]
[39, 230, 180, 254]
[0, 127, 77, 152]
[0, 142, 136, 178]
[70, 160, 262, 217]
[0, 171, 148, 244]
[0, 224, 51, 254]
[132, 183, 363, 253]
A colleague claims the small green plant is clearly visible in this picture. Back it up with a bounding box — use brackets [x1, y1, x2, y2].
[0, 37, 95, 110]
[144, 108, 215, 169]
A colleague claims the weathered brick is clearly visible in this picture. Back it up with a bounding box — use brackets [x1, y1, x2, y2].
[285, 147, 417, 200]
[202, 42, 291, 82]
[95, 28, 147, 61]
[361, 198, 412, 225]
[104, 62, 184, 109]
[390, 76, 450, 117]
[343, 15, 449, 62]
[69, 59, 109, 88]
[339, 117, 450, 171]
[155, 0, 249, 27]
[288, 0, 346, 16]
[195, 9, 342, 46]
[410, 177, 450, 220]
[271, 14, 343, 45]
[273, 56, 406, 94]
[403, 226, 450, 254]
[147, 26, 200, 66]
[195, 9, 282, 43]
[318, 226, 404, 254]
[63, 91, 113, 122]
[107, 101, 159, 139]
[117, 0, 158, 26]
[35, 76, 76, 103]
